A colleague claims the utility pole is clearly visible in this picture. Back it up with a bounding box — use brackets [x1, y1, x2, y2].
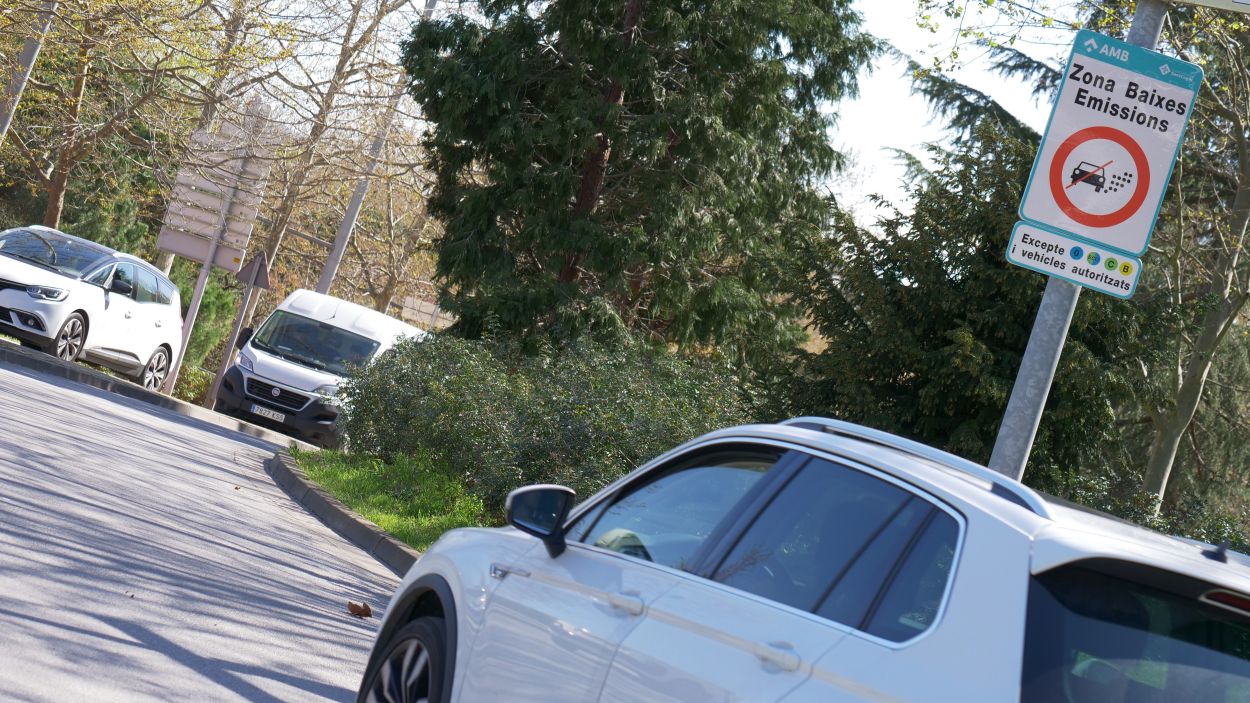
[0, 0, 58, 146]
[987, 0, 1170, 481]
[315, 89, 404, 294]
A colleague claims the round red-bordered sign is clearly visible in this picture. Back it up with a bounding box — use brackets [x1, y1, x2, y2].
[1048, 125, 1150, 228]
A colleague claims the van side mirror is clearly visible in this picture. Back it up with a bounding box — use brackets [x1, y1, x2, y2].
[506, 485, 576, 558]
[236, 327, 253, 349]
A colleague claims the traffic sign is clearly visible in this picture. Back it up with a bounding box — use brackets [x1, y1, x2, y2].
[1172, 0, 1250, 12]
[1006, 222, 1141, 299]
[1019, 30, 1202, 257]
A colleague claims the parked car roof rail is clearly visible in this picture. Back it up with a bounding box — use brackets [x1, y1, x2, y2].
[779, 416, 1052, 519]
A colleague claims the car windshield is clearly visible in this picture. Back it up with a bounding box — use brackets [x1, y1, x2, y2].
[1022, 564, 1250, 702]
[250, 310, 380, 376]
[0, 228, 109, 277]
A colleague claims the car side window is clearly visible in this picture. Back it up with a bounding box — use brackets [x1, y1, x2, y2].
[112, 263, 136, 298]
[862, 512, 959, 642]
[135, 268, 160, 304]
[156, 279, 175, 306]
[84, 265, 113, 287]
[711, 457, 915, 613]
[710, 456, 961, 642]
[578, 448, 780, 572]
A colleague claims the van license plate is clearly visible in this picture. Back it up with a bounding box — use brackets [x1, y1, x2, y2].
[251, 404, 285, 423]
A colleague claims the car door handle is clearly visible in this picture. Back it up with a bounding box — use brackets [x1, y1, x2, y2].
[754, 641, 801, 673]
[490, 563, 530, 580]
[606, 590, 645, 616]
[124, 311, 132, 319]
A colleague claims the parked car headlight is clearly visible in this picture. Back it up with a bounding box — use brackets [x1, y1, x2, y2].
[237, 352, 254, 372]
[314, 384, 342, 405]
[27, 286, 68, 301]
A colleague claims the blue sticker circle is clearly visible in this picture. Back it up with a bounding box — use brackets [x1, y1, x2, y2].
[1070, 246, 1084, 260]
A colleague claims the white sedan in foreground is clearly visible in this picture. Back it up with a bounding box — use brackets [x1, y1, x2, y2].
[357, 417, 1250, 702]
[0, 225, 183, 389]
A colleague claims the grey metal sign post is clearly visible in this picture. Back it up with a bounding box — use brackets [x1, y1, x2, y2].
[0, 0, 58, 146]
[203, 253, 271, 409]
[988, 0, 1177, 480]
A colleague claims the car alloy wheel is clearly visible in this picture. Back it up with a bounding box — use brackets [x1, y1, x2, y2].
[55, 313, 85, 361]
[360, 618, 445, 703]
[142, 348, 170, 390]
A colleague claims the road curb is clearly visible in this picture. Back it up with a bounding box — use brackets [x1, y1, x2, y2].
[0, 340, 314, 450]
[266, 449, 420, 576]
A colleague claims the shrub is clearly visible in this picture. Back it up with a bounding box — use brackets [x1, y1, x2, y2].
[342, 335, 747, 512]
[173, 365, 213, 404]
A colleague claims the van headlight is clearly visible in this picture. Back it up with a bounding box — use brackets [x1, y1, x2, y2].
[237, 351, 254, 372]
[314, 384, 342, 405]
[27, 286, 68, 301]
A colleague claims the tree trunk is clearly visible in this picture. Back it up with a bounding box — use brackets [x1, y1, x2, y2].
[374, 276, 398, 312]
[1143, 170, 1250, 508]
[559, 0, 643, 284]
[43, 170, 68, 227]
[1143, 294, 1246, 506]
[41, 31, 92, 229]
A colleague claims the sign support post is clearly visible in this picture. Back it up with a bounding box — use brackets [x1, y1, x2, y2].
[0, 0, 58, 147]
[203, 253, 270, 409]
[988, 0, 1169, 480]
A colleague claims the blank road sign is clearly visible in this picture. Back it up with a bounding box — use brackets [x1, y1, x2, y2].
[1019, 30, 1202, 257]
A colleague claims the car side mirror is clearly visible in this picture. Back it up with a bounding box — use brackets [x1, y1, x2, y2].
[109, 278, 133, 296]
[236, 327, 253, 349]
[506, 484, 576, 558]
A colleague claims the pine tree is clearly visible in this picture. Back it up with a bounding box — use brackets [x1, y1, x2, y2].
[400, 0, 876, 351]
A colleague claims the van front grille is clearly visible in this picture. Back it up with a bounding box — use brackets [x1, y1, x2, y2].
[245, 379, 309, 411]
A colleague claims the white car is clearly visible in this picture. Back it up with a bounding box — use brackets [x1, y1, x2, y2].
[0, 225, 183, 389]
[357, 417, 1250, 702]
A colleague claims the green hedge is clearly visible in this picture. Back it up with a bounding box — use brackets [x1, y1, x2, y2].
[341, 335, 748, 511]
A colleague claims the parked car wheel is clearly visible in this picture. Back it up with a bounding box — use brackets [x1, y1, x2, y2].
[53, 313, 86, 361]
[358, 617, 445, 703]
[139, 347, 170, 390]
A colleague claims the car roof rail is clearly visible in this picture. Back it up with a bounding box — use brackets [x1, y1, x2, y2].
[779, 416, 1052, 519]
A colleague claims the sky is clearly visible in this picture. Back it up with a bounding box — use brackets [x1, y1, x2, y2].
[835, 0, 1074, 219]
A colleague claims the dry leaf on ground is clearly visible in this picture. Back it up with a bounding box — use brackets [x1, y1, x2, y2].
[347, 601, 373, 618]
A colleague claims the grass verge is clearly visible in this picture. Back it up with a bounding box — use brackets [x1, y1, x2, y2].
[294, 449, 489, 552]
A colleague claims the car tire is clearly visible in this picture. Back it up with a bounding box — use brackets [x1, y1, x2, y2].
[139, 347, 170, 390]
[358, 617, 446, 703]
[52, 313, 86, 362]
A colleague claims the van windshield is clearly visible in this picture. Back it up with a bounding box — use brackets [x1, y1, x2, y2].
[250, 310, 380, 376]
[1022, 563, 1250, 702]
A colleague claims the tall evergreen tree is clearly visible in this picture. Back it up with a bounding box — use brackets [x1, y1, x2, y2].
[400, 0, 876, 349]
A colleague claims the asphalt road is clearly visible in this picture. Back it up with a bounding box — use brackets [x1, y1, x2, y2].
[0, 363, 398, 702]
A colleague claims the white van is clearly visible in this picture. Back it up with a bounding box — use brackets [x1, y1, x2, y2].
[215, 289, 424, 447]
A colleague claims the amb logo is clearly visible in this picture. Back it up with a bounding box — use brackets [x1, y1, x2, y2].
[1083, 36, 1129, 62]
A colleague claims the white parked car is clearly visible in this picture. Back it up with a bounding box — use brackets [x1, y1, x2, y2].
[215, 289, 423, 447]
[0, 225, 183, 389]
[357, 417, 1250, 702]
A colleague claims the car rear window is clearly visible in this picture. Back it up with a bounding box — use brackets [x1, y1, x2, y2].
[1022, 563, 1250, 702]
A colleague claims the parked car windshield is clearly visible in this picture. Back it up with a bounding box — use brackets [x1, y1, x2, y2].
[250, 310, 380, 376]
[1022, 564, 1250, 702]
[0, 228, 110, 277]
